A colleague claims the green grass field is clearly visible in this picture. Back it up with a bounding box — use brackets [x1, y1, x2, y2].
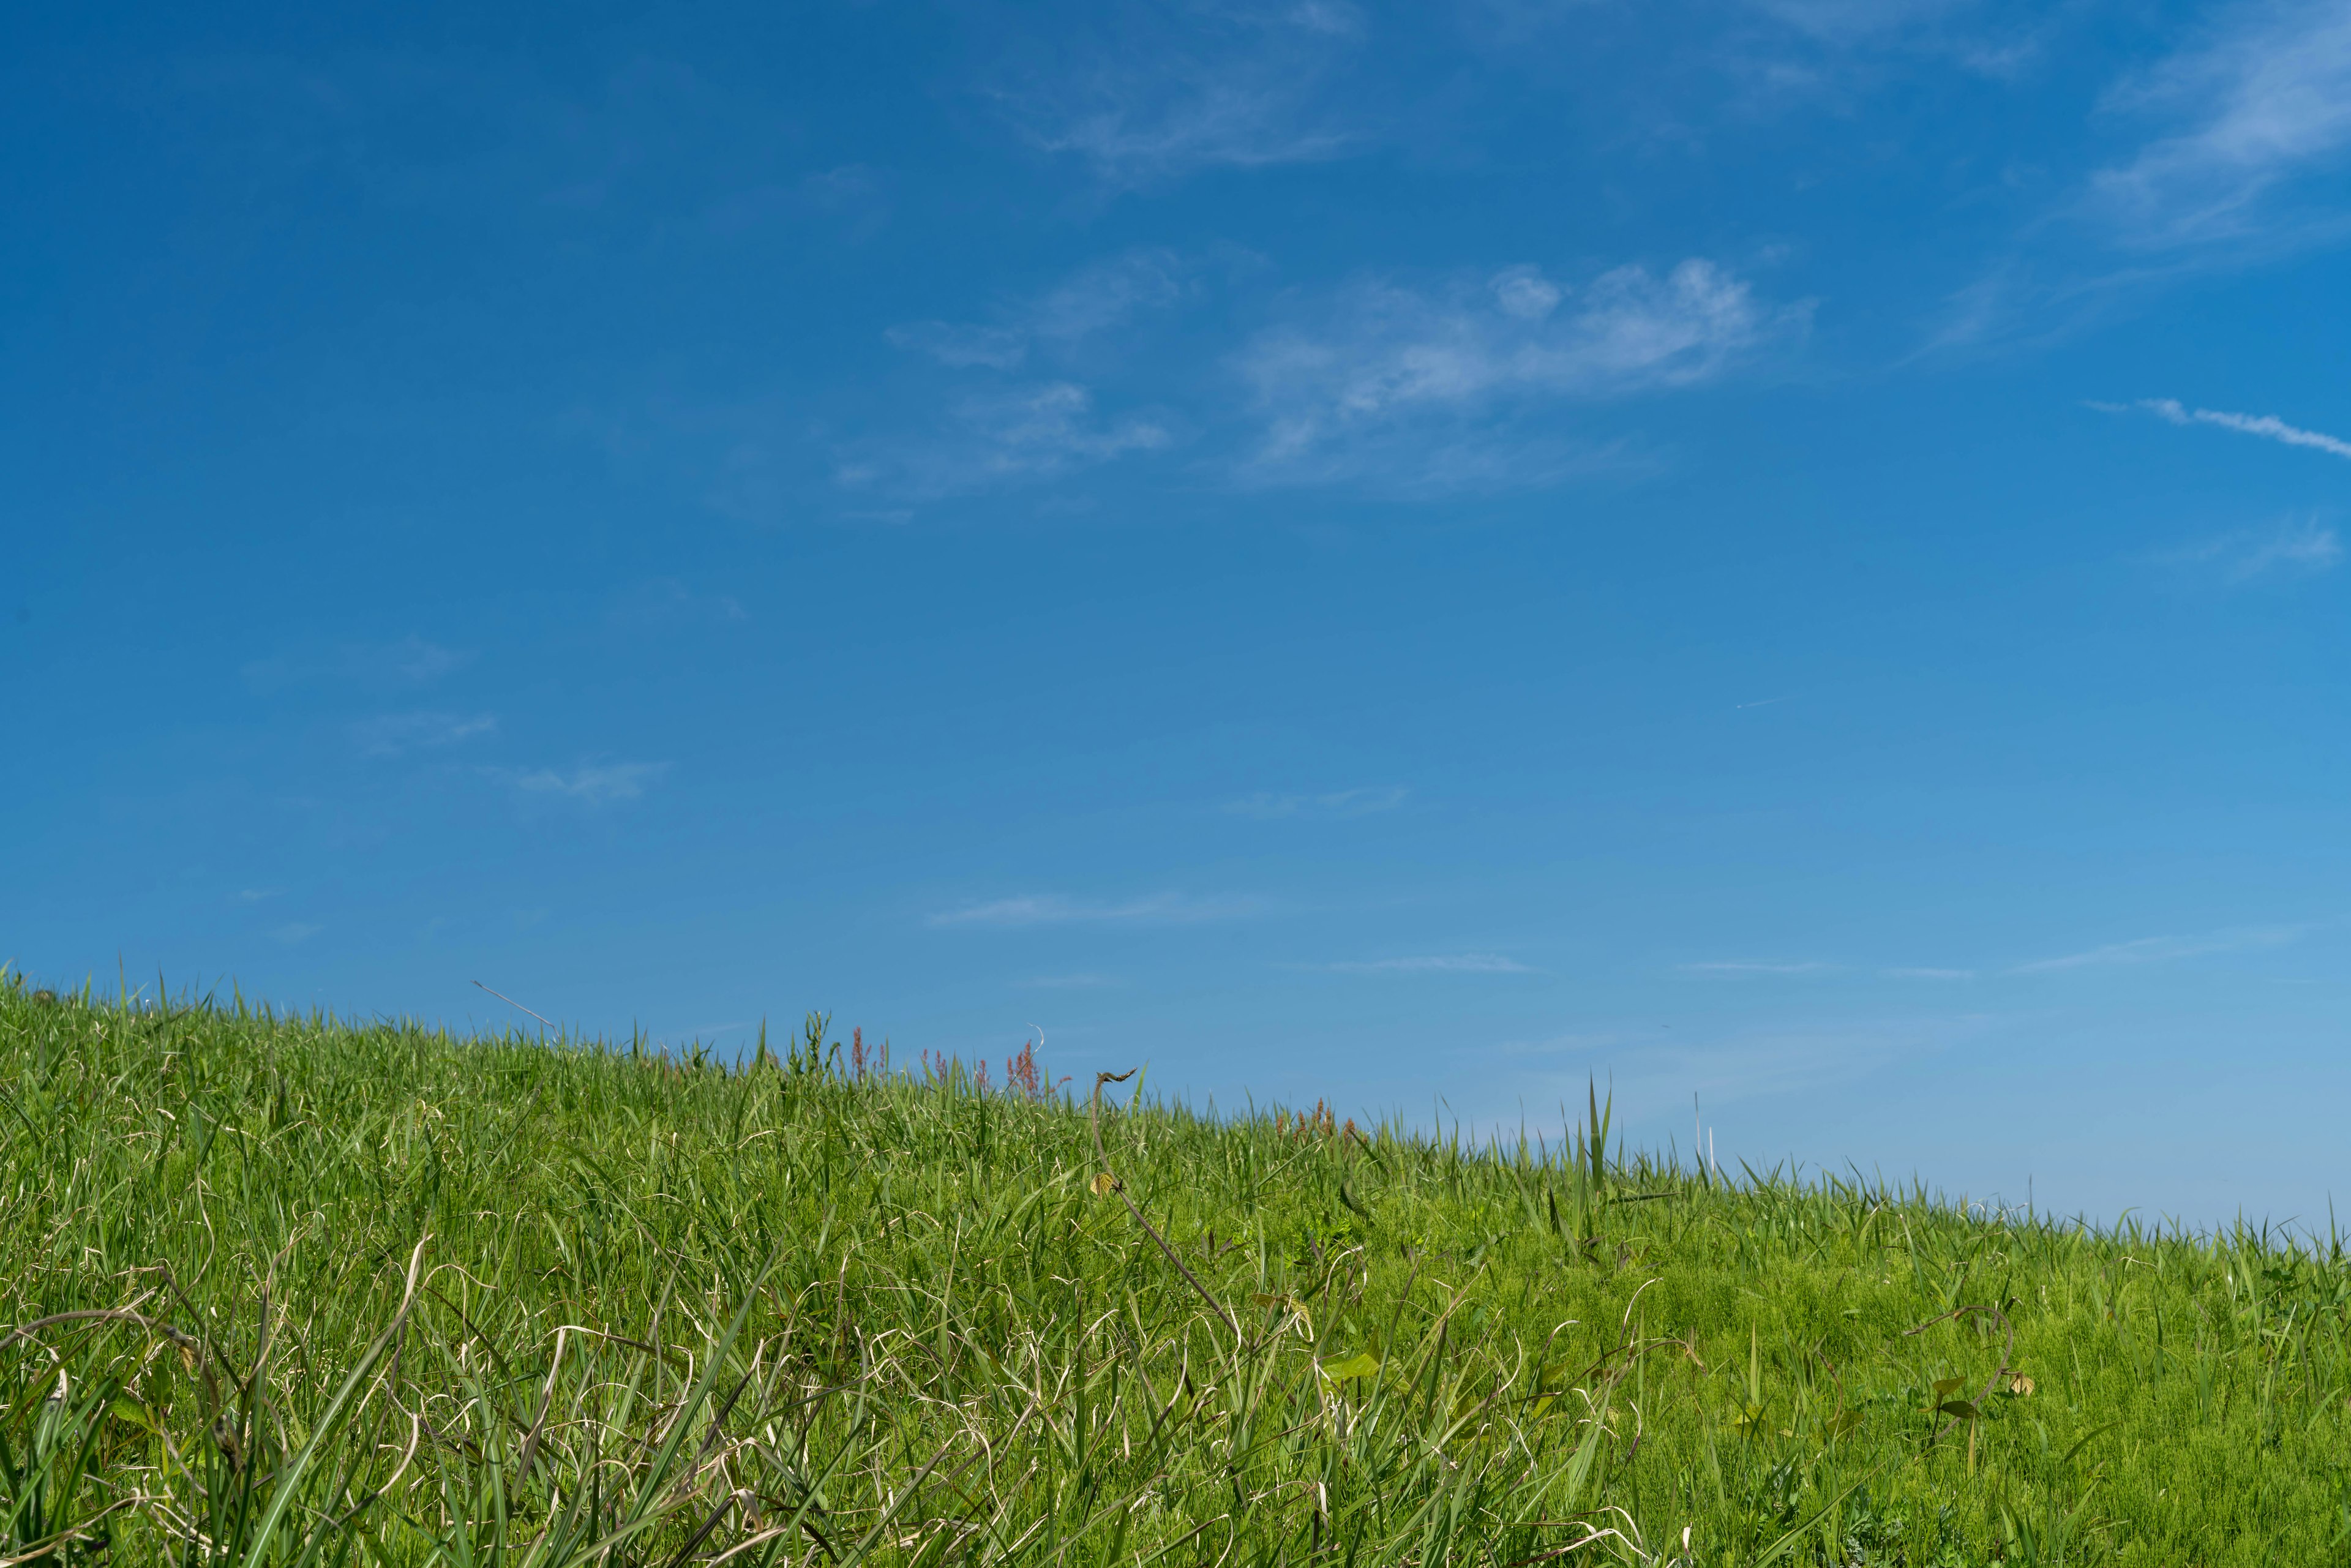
[3, 976, 2346, 1566]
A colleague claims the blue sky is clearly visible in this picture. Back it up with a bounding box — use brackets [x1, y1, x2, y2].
[9, 0, 2351, 1227]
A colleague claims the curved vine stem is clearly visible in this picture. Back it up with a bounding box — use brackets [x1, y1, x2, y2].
[1090, 1070, 1239, 1341]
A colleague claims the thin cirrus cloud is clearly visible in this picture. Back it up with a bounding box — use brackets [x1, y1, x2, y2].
[1488, 1014, 1994, 1124]
[2089, 0, 2351, 249]
[242, 636, 472, 693]
[836, 383, 1173, 499]
[2167, 518, 2342, 582]
[1747, 0, 1973, 42]
[1235, 260, 1805, 492]
[2011, 926, 2303, 973]
[349, 711, 498, 758]
[1686, 961, 1978, 980]
[1226, 785, 1408, 818]
[496, 761, 672, 805]
[2099, 397, 2351, 462]
[995, 6, 1366, 189]
[887, 249, 1191, 370]
[928, 891, 1267, 929]
[864, 252, 1194, 498]
[1320, 953, 1535, 975]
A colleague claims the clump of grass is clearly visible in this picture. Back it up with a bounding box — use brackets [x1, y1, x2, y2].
[2, 974, 2347, 1565]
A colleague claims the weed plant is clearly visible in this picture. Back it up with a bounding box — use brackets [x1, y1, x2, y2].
[2, 975, 2347, 1566]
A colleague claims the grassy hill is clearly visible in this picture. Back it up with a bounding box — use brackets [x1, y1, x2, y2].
[1, 977, 2344, 1566]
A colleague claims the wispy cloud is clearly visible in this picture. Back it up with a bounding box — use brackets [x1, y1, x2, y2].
[996, 7, 1365, 188]
[2102, 397, 2351, 461]
[838, 382, 1173, 498]
[2166, 517, 2343, 582]
[1487, 1013, 1993, 1122]
[233, 887, 285, 905]
[1016, 972, 1123, 989]
[1237, 261, 1804, 492]
[1030, 83, 1352, 186]
[1671, 960, 1977, 980]
[886, 321, 1031, 369]
[350, 711, 498, 758]
[1321, 953, 1535, 974]
[2091, 0, 2351, 249]
[1749, 0, 1971, 42]
[272, 921, 324, 945]
[607, 578, 749, 628]
[499, 762, 671, 805]
[1226, 785, 1408, 818]
[888, 249, 1192, 370]
[928, 891, 1266, 928]
[702, 164, 892, 244]
[2012, 925, 2302, 973]
[244, 636, 472, 693]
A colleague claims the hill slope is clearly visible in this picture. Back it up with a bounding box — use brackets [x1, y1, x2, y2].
[1, 979, 2342, 1565]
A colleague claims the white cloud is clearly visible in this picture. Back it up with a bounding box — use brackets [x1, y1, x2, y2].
[1488, 266, 1563, 321]
[608, 578, 750, 627]
[2012, 926, 2301, 973]
[885, 321, 1030, 369]
[951, 382, 1171, 472]
[1237, 260, 1802, 490]
[1750, 0, 1971, 40]
[2167, 517, 2344, 582]
[2091, 0, 2351, 247]
[1031, 249, 1190, 342]
[1226, 785, 1408, 818]
[1032, 80, 1353, 185]
[887, 249, 1190, 369]
[243, 636, 472, 692]
[2115, 397, 2351, 461]
[1487, 1013, 1992, 1122]
[928, 891, 1265, 928]
[1002, 7, 1364, 189]
[1680, 960, 1839, 976]
[840, 382, 1173, 498]
[272, 922, 324, 945]
[233, 887, 285, 905]
[1322, 953, 1535, 974]
[350, 711, 498, 758]
[501, 762, 670, 805]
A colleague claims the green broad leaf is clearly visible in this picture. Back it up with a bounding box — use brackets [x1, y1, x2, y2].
[1319, 1351, 1381, 1381]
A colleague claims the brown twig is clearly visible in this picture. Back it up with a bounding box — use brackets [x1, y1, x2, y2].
[1090, 1070, 1240, 1340]
[1, 1306, 223, 1409]
[473, 980, 559, 1033]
